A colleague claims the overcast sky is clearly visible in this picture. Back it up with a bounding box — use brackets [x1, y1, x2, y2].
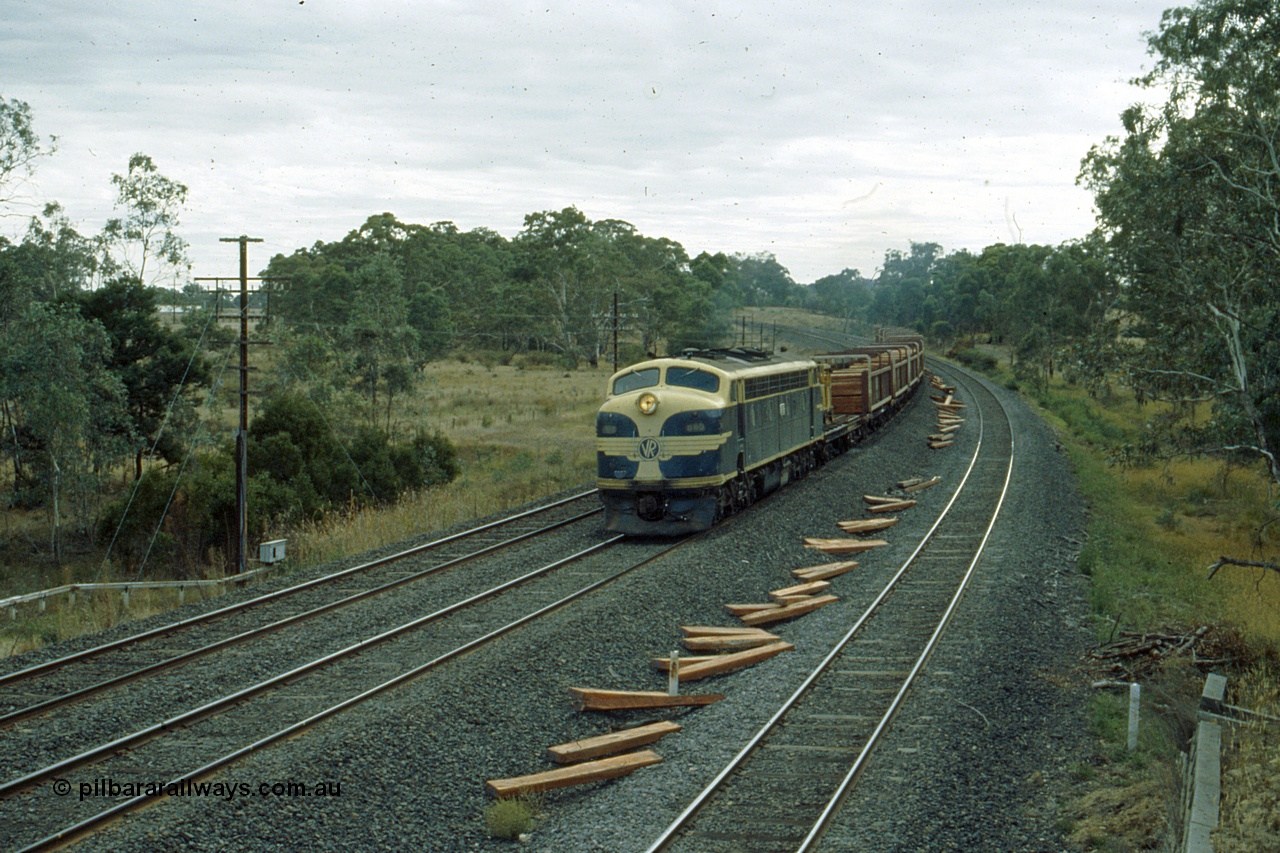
[3, 0, 1173, 285]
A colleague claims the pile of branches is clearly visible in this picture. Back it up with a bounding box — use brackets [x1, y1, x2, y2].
[1087, 625, 1253, 682]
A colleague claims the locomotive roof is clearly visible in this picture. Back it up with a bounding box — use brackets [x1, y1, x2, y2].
[609, 349, 817, 384]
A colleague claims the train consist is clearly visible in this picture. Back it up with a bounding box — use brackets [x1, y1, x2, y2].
[595, 332, 925, 534]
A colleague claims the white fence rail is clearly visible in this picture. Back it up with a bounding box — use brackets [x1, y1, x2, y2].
[2, 564, 279, 620]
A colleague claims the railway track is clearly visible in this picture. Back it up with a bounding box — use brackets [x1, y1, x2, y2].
[0, 489, 601, 724]
[0, 534, 717, 850]
[0, 489, 706, 851]
[646, 361, 1013, 853]
[1, 341, 1011, 851]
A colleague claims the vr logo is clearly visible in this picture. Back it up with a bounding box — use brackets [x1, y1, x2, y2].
[638, 437, 660, 460]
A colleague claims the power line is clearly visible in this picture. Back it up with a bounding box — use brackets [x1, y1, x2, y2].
[134, 341, 237, 580]
[96, 304, 220, 581]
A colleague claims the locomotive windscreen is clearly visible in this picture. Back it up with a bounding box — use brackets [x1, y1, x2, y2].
[666, 367, 720, 392]
[612, 368, 660, 395]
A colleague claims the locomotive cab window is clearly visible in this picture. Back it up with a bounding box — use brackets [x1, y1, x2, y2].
[612, 368, 660, 395]
[666, 367, 720, 393]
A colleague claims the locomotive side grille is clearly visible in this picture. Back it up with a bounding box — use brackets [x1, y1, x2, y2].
[743, 369, 809, 400]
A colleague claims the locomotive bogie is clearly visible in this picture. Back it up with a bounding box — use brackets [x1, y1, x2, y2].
[597, 488, 719, 536]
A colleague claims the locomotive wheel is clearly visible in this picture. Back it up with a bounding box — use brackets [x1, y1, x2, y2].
[714, 486, 733, 522]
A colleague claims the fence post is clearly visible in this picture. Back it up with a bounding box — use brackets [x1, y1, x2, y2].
[1127, 682, 1141, 751]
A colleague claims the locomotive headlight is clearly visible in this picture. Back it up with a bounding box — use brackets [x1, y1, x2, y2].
[637, 392, 658, 415]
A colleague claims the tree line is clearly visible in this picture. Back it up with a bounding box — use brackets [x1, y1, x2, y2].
[0, 98, 823, 578]
[260, 207, 797, 375]
[844, 0, 1280, 576]
[852, 0, 1279, 509]
[2, 0, 1275, 578]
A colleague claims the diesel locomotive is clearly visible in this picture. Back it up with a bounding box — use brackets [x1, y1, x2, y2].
[595, 335, 924, 535]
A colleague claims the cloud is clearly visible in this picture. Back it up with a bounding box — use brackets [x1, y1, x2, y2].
[1, 0, 1171, 282]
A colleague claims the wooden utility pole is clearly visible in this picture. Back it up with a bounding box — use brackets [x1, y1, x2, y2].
[195, 241, 277, 577]
[220, 235, 262, 575]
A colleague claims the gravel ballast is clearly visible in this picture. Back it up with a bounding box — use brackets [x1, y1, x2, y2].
[18, 362, 1093, 852]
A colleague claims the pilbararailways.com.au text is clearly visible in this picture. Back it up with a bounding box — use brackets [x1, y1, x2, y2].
[51, 777, 343, 801]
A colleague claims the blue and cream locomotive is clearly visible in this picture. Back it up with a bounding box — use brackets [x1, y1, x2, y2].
[595, 338, 924, 535]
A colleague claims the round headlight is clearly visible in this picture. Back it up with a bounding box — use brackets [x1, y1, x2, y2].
[637, 392, 658, 415]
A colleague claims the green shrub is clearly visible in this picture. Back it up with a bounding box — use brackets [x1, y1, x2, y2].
[484, 796, 539, 840]
[950, 345, 997, 372]
[511, 350, 568, 370]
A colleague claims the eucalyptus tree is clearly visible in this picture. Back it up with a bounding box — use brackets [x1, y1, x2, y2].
[810, 268, 873, 328]
[344, 253, 419, 429]
[102, 153, 189, 286]
[734, 252, 801, 308]
[871, 242, 942, 329]
[77, 277, 210, 480]
[512, 207, 608, 363]
[1082, 0, 1280, 484]
[590, 219, 718, 355]
[1081, 0, 1280, 576]
[0, 96, 56, 213]
[21, 203, 99, 299]
[0, 302, 133, 561]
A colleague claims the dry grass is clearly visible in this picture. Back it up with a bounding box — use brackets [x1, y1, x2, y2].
[1, 355, 609, 657]
[1123, 459, 1280, 645]
[289, 359, 604, 568]
[1215, 666, 1280, 852]
[2, 583, 221, 658]
[483, 793, 543, 840]
[948, 349, 1280, 849]
[1063, 660, 1205, 851]
[1066, 776, 1172, 851]
[732, 306, 863, 351]
[1012, 373, 1280, 644]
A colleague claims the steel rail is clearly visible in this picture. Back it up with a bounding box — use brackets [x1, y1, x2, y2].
[644, 362, 991, 853]
[795, 364, 1014, 851]
[0, 503, 602, 728]
[15, 534, 700, 853]
[0, 488, 599, 687]
[0, 533, 622, 800]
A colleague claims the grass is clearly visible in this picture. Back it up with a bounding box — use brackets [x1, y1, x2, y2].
[286, 358, 605, 570]
[1, 354, 609, 658]
[1, 584, 223, 658]
[483, 794, 543, 840]
[1061, 661, 1204, 851]
[959, 348, 1279, 642]
[1215, 665, 1280, 851]
[945, 344, 1280, 850]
